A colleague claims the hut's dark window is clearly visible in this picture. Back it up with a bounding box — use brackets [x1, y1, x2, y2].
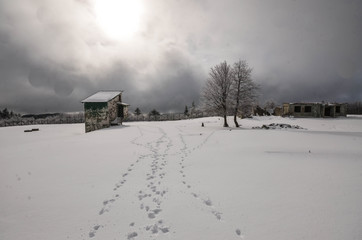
[305, 106, 312, 112]
[294, 106, 301, 112]
[336, 106, 341, 113]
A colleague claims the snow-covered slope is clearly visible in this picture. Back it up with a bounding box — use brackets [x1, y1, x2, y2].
[1, 116, 362, 240]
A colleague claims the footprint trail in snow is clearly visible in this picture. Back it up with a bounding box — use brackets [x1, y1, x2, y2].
[85, 124, 242, 239]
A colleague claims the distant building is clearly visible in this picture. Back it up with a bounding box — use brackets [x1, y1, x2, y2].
[283, 102, 347, 118]
[81, 91, 129, 133]
[253, 105, 270, 116]
[273, 106, 283, 116]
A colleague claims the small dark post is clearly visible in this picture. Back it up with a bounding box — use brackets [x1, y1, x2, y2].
[201, 122, 204, 127]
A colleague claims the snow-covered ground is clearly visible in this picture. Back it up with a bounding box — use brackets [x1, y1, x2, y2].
[1, 116, 362, 240]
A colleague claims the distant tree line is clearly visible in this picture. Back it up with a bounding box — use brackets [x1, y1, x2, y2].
[0, 110, 84, 127]
[127, 101, 206, 122]
[0, 108, 20, 119]
[21, 113, 61, 119]
[347, 102, 362, 114]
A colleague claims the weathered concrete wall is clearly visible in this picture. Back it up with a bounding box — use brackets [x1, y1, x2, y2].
[283, 104, 290, 115]
[288, 103, 321, 118]
[123, 105, 129, 119]
[107, 95, 121, 123]
[273, 107, 283, 116]
[335, 104, 348, 117]
[84, 102, 109, 133]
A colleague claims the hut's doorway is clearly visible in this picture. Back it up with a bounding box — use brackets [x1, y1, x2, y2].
[117, 105, 124, 118]
[324, 107, 331, 117]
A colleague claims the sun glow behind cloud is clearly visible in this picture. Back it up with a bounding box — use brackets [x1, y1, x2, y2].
[94, 0, 144, 40]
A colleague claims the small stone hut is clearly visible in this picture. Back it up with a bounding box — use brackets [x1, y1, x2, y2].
[81, 91, 129, 133]
[283, 102, 347, 118]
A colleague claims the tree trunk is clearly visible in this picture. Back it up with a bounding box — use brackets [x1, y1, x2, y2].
[233, 71, 242, 128]
[223, 114, 229, 127]
[233, 112, 239, 127]
[222, 102, 229, 127]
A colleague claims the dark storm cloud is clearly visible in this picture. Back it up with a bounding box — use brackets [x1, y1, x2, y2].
[0, 0, 361, 114]
[133, 49, 204, 113]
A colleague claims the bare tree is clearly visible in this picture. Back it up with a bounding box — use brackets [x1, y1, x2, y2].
[202, 61, 233, 127]
[231, 60, 258, 127]
[264, 100, 276, 115]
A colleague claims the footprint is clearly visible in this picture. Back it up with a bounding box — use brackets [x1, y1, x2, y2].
[212, 211, 222, 220]
[153, 209, 162, 214]
[204, 199, 212, 206]
[99, 208, 105, 215]
[103, 199, 113, 206]
[236, 229, 243, 238]
[151, 225, 158, 234]
[127, 232, 138, 239]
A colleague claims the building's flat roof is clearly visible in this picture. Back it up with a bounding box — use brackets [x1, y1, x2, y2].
[285, 102, 346, 105]
[117, 102, 130, 106]
[81, 91, 122, 103]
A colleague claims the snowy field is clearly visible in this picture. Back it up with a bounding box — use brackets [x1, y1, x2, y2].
[1, 116, 362, 240]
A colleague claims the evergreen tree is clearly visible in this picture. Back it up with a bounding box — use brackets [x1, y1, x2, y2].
[149, 109, 160, 116]
[134, 107, 141, 116]
[190, 101, 196, 116]
[2, 108, 10, 119]
[184, 105, 189, 116]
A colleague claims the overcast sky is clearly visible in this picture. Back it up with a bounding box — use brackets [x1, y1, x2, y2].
[1, 0, 361, 114]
